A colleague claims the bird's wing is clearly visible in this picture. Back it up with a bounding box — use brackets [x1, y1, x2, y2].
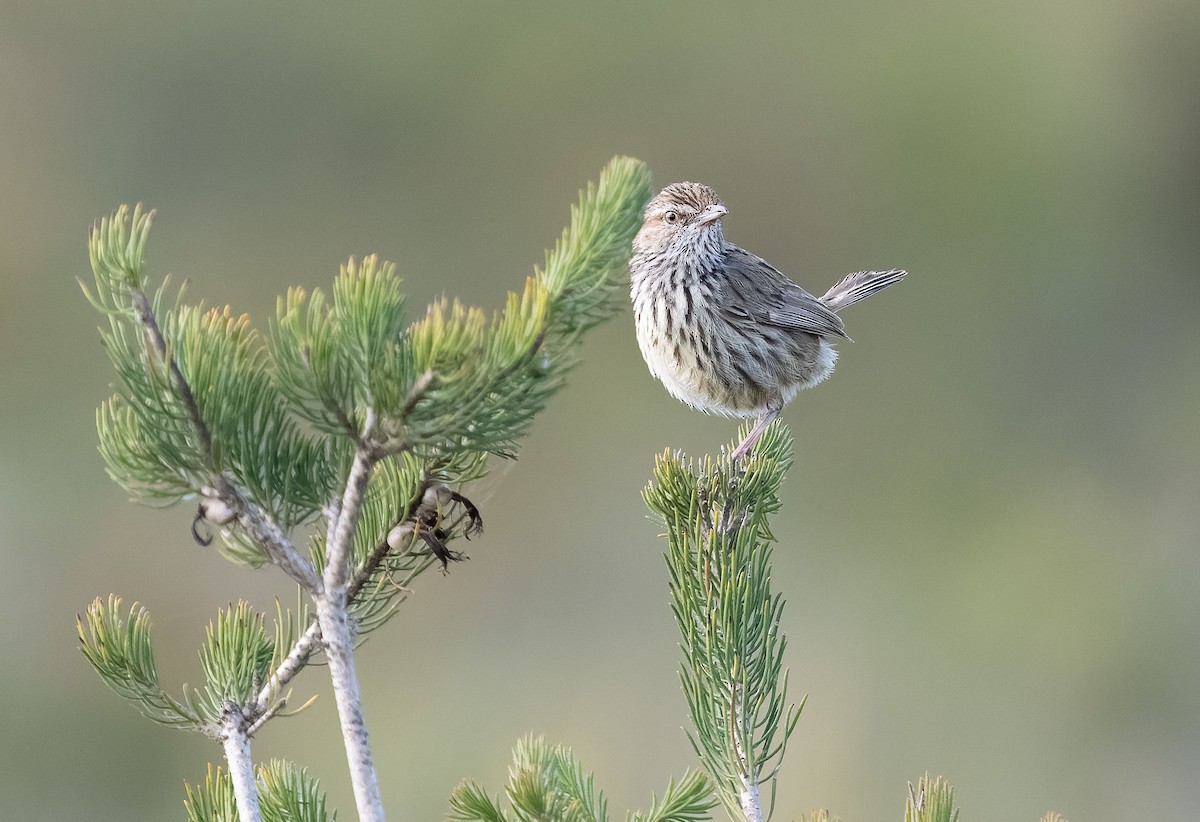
[718, 246, 848, 338]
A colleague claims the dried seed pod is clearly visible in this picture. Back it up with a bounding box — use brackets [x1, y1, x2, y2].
[201, 498, 236, 525]
[419, 484, 483, 538]
[386, 523, 412, 552]
[191, 497, 235, 546]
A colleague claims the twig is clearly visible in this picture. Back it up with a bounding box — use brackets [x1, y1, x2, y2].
[245, 694, 289, 739]
[402, 369, 434, 417]
[129, 286, 319, 592]
[252, 620, 323, 719]
[130, 289, 215, 461]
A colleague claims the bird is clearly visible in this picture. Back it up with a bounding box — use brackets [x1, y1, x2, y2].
[629, 181, 905, 460]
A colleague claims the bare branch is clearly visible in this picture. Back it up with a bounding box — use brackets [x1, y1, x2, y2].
[252, 619, 323, 719]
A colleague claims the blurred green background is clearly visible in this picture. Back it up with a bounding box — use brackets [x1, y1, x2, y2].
[3, 1, 1198, 819]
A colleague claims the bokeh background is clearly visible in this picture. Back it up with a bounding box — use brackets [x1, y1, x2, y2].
[2, 2, 1198, 820]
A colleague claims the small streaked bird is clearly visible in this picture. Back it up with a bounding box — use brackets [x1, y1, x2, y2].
[629, 182, 906, 460]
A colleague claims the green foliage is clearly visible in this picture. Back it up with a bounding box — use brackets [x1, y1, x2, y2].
[641, 428, 1054, 821]
[87, 258, 344, 543]
[91, 286, 211, 503]
[342, 456, 443, 635]
[404, 156, 651, 459]
[170, 303, 346, 529]
[77, 595, 203, 729]
[904, 774, 959, 822]
[79, 154, 652, 661]
[185, 761, 333, 822]
[79, 165, 1062, 822]
[799, 813, 836, 822]
[448, 735, 715, 822]
[269, 256, 412, 437]
[404, 282, 551, 458]
[80, 158, 653, 817]
[538, 156, 650, 336]
[184, 764, 239, 822]
[83, 155, 650, 566]
[345, 453, 426, 567]
[84, 203, 154, 303]
[270, 590, 313, 677]
[258, 759, 335, 822]
[200, 602, 275, 709]
[78, 596, 305, 731]
[448, 781, 508, 822]
[630, 773, 718, 822]
[643, 422, 802, 822]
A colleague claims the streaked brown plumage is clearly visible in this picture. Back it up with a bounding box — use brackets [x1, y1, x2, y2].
[629, 182, 905, 459]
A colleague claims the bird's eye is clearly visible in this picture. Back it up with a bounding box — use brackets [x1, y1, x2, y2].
[664, 211, 679, 224]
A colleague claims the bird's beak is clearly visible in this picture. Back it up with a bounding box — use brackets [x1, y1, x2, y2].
[696, 204, 728, 226]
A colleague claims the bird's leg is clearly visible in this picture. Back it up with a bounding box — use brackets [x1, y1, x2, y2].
[730, 407, 781, 461]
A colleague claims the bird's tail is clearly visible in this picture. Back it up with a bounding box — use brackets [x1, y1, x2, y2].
[820, 269, 907, 311]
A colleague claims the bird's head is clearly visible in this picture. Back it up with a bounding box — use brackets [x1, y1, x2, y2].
[633, 181, 728, 260]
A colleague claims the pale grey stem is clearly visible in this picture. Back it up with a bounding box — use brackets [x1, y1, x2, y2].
[316, 592, 385, 822]
[245, 696, 287, 739]
[313, 431, 386, 821]
[208, 479, 320, 592]
[252, 619, 322, 718]
[738, 777, 764, 822]
[248, 521, 420, 727]
[221, 705, 263, 822]
[324, 433, 377, 590]
[733, 696, 764, 822]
